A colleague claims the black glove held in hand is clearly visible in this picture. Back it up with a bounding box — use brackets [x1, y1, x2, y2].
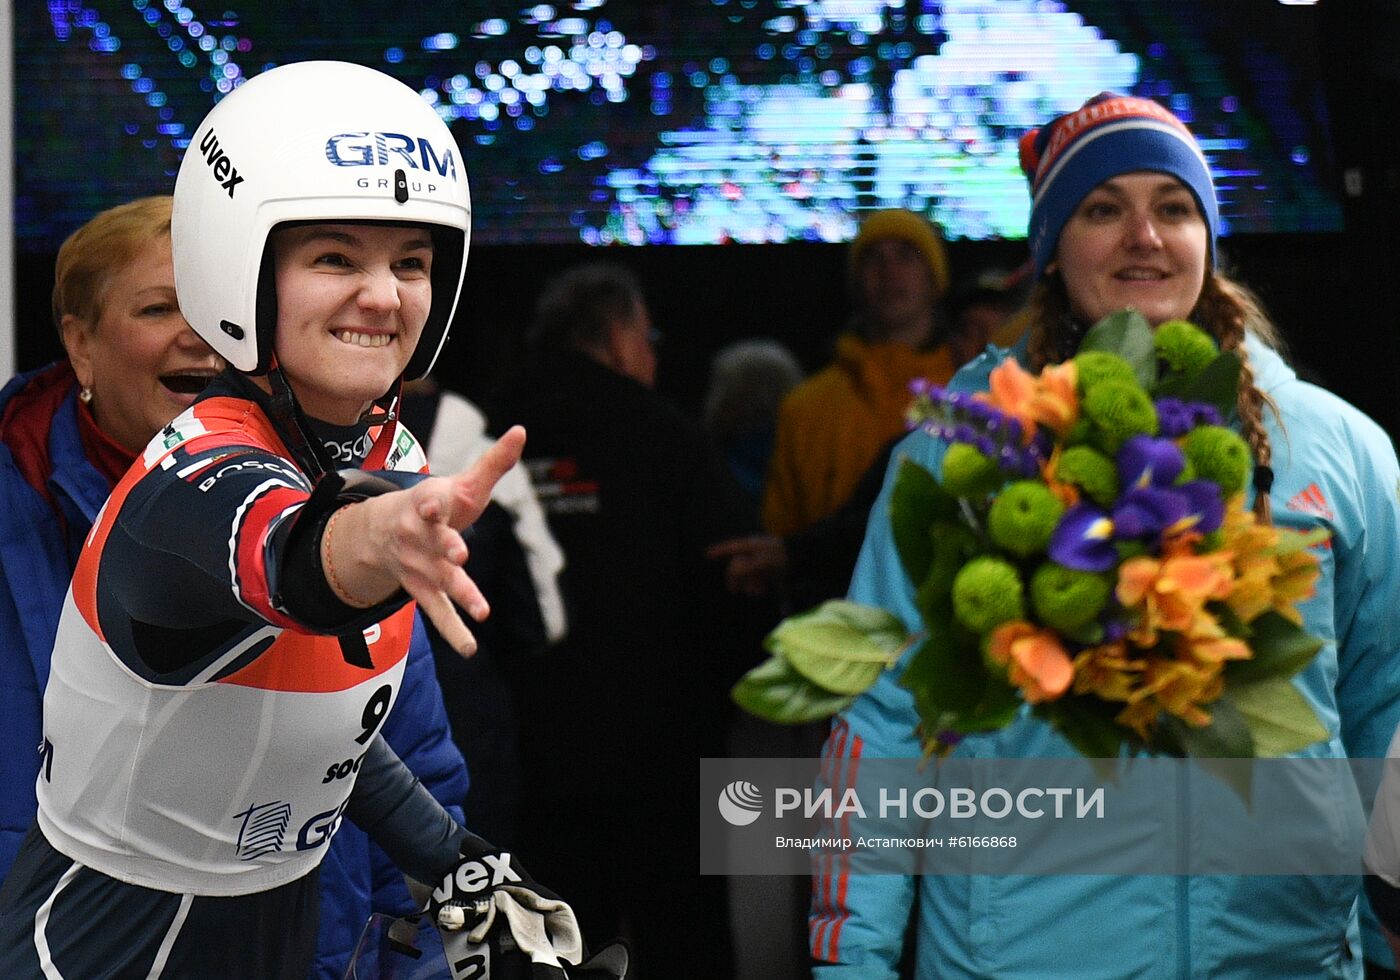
[429, 841, 545, 927]
[428, 838, 596, 979]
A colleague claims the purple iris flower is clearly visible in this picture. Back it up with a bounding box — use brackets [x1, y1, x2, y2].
[1049, 503, 1118, 572]
[1118, 435, 1185, 490]
[1111, 486, 1190, 539]
[1112, 482, 1224, 540]
[1175, 479, 1225, 534]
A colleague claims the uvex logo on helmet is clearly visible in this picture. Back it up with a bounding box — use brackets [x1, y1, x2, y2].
[325, 132, 459, 181]
[196, 128, 245, 198]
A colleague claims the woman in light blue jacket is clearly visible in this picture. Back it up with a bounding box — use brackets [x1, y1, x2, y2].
[811, 94, 1400, 979]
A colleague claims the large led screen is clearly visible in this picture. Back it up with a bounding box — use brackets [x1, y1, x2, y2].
[16, 0, 1341, 250]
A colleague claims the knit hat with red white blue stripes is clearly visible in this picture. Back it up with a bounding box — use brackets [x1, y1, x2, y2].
[1018, 93, 1219, 279]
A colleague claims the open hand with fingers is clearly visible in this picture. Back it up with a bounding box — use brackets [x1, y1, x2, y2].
[320, 425, 527, 655]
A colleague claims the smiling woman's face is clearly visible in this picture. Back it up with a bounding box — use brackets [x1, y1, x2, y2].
[1054, 171, 1209, 328]
[61, 234, 223, 453]
[269, 222, 434, 424]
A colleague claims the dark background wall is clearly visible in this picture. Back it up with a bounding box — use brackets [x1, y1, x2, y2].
[14, 1, 1400, 440]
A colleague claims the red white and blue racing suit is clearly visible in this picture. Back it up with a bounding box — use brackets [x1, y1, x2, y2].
[0, 374, 468, 979]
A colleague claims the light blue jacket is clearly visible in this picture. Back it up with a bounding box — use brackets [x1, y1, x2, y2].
[811, 338, 1400, 978]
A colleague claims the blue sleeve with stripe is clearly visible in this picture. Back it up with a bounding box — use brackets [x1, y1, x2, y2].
[811, 428, 944, 979]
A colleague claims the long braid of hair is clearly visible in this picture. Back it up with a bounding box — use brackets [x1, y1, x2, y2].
[1192, 273, 1279, 524]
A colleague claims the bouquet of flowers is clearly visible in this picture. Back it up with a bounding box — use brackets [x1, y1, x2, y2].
[734, 310, 1329, 760]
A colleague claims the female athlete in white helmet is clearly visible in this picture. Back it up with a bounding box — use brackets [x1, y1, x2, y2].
[0, 62, 620, 980]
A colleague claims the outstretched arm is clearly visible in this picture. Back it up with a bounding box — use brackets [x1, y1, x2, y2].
[321, 426, 526, 654]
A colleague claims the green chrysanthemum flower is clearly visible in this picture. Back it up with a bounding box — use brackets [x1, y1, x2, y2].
[1064, 417, 1095, 448]
[1055, 445, 1119, 507]
[1030, 563, 1112, 631]
[1073, 350, 1137, 396]
[1154, 319, 1218, 375]
[1081, 380, 1159, 454]
[1182, 425, 1251, 495]
[941, 443, 1004, 498]
[988, 481, 1065, 557]
[951, 557, 1025, 633]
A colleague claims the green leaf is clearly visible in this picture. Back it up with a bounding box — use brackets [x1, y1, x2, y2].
[1157, 350, 1241, 420]
[1080, 309, 1157, 390]
[765, 600, 906, 695]
[1040, 696, 1128, 759]
[1224, 678, 1329, 757]
[899, 630, 987, 732]
[731, 656, 856, 724]
[889, 458, 957, 586]
[959, 672, 1022, 733]
[913, 522, 976, 625]
[1160, 697, 1254, 758]
[1211, 601, 1248, 638]
[1223, 610, 1325, 685]
[1194, 757, 1256, 810]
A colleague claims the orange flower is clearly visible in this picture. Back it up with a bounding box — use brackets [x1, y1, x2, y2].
[1133, 659, 1223, 728]
[1072, 642, 1145, 702]
[1117, 552, 1235, 645]
[1226, 554, 1277, 623]
[1180, 634, 1250, 665]
[1216, 501, 1324, 626]
[1116, 699, 1160, 741]
[988, 621, 1074, 703]
[1116, 556, 1160, 607]
[985, 360, 1040, 445]
[984, 359, 1080, 443]
[1030, 360, 1080, 437]
[1268, 549, 1321, 625]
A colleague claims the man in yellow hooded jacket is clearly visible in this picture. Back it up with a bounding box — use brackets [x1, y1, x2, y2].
[764, 208, 957, 536]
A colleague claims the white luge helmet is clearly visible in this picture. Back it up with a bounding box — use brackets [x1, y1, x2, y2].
[172, 60, 471, 380]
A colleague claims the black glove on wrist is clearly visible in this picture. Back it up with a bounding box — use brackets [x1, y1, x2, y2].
[426, 838, 596, 979]
[428, 838, 555, 923]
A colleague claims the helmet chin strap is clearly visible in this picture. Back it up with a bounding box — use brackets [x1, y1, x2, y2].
[358, 378, 405, 472]
[264, 354, 336, 480]
[360, 377, 403, 428]
[264, 357, 406, 477]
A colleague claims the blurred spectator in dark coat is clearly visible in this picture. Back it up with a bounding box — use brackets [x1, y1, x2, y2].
[489, 262, 762, 978]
